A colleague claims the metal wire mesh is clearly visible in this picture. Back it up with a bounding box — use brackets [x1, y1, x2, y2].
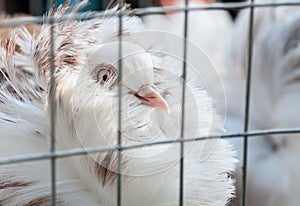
[0, 1, 300, 206]
[179, 0, 189, 205]
[117, 1, 123, 205]
[241, 0, 254, 204]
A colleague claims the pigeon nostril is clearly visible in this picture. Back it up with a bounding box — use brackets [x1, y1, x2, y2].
[146, 94, 156, 99]
[134, 93, 149, 103]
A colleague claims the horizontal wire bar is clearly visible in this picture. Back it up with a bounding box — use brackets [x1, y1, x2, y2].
[0, 2, 299, 28]
[135, 1, 300, 15]
[0, 127, 300, 166]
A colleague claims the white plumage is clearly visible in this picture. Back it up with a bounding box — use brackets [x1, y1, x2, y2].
[228, 1, 300, 205]
[247, 14, 300, 206]
[0, 2, 236, 205]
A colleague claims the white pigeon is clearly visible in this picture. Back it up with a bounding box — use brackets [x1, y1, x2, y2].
[228, 2, 300, 205]
[246, 13, 300, 206]
[0, 1, 236, 206]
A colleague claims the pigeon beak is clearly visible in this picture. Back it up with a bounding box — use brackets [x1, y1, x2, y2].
[134, 85, 170, 113]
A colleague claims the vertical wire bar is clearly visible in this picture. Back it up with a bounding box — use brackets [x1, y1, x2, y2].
[49, 15, 57, 206]
[242, 0, 255, 205]
[117, 1, 123, 206]
[179, 0, 189, 205]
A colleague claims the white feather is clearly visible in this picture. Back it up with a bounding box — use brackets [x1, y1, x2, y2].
[228, 2, 300, 205]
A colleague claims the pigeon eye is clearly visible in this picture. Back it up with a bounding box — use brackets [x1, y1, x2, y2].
[93, 64, 118, 88]
[97, 69, 110, 83]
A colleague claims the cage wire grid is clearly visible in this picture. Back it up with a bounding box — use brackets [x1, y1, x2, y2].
[0, 1, 300, 206]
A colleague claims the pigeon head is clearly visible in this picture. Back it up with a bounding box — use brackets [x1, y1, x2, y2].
[87, 41, 169, 112]
[31, 8, 170, 150]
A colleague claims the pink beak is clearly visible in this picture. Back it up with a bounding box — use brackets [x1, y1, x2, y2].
[134, 85, 170, 112]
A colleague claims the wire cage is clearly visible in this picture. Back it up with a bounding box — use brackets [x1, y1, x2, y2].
[0, 0, 300, 206]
